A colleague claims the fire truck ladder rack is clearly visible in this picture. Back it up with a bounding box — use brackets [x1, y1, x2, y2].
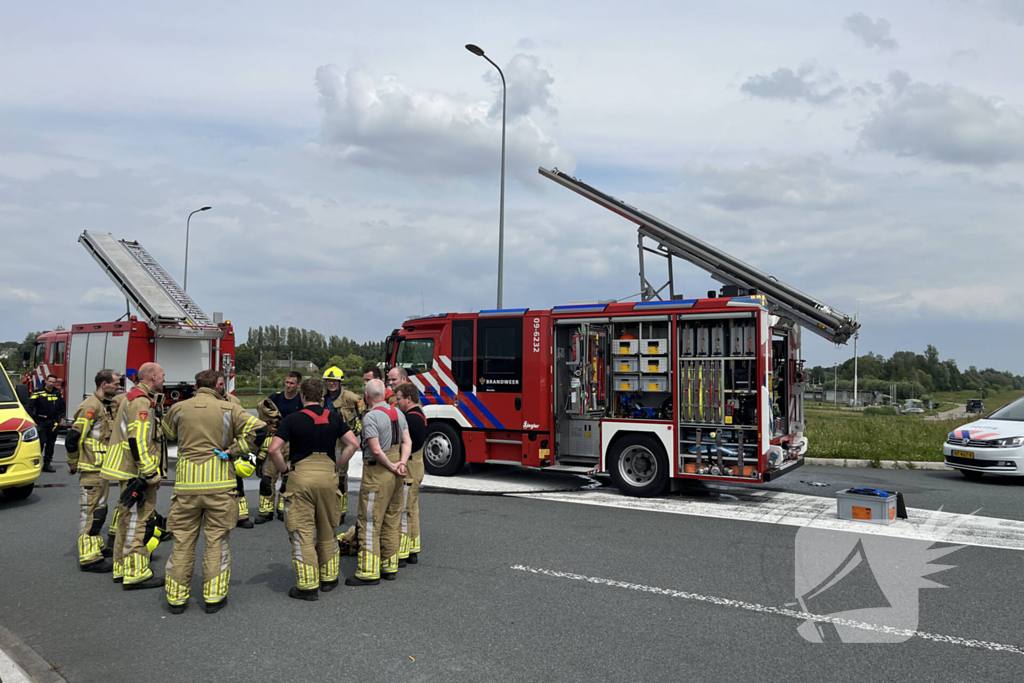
[538, 167, 860, 345]
[79, 230, 217, 332]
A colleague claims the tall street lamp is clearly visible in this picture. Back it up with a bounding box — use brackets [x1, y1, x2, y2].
[465, 43, 506, 310]
[184, 206, 212, 292]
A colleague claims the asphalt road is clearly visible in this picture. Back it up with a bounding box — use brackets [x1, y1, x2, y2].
[2, 447, 1023, 682]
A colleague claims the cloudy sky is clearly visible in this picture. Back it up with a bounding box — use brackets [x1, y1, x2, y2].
[2, 0, 1023, 372]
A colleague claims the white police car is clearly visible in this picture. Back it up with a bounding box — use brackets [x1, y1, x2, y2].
[944, 396, 1024, 479]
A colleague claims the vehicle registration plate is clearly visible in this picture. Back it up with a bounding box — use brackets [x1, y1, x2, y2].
[952, 450, 974, 459]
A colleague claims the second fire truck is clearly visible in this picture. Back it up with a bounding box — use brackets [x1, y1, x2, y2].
[386, 167, 860, 497]
[27, 230, 236, 423]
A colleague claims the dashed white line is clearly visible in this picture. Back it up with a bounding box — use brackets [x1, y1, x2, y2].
[511, 565, 1024, 656]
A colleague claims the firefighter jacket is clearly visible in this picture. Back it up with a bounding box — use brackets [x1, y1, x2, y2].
[28, 387, 65, 427]
[65, 391, 118, 472]
[324, 388, 363, 426]
[162, 387, 267, 495]
[223, 392, 257, 458]
[102, 383, 164, 484]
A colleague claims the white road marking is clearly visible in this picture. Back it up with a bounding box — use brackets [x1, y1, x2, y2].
[511, 565, 1024, 656]
[0, 647, 32, 683]
[512, 489, 1024, 552]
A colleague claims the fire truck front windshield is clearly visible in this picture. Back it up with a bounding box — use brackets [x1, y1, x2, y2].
[395, 339, 434, 376]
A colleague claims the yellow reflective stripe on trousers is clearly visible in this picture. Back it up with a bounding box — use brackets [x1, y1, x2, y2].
[166, 576, 190, 606]
[203, 569, 230, 603]
[294, 561, 319, 590]
[174, 457, 235, 491]
[320, 551, 340, 583]
[136, 421, 159, 476]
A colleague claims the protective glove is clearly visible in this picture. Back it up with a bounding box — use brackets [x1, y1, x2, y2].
[120, 476, 148, 508]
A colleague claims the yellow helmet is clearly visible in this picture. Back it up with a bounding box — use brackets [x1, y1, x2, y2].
[323, 366, 344, 381]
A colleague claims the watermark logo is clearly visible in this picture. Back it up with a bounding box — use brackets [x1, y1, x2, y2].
[793, 526, 963, 643]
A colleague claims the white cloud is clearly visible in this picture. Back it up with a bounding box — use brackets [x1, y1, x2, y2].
[314, 61, 573, 182]
[740, 64, 846, 105]
[842, 13, 899, 51]
[0, 152, 100, 181]
[859, 71, 1024, 165]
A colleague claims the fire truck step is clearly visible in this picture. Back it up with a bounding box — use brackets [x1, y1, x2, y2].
[544, 465, 599, 474]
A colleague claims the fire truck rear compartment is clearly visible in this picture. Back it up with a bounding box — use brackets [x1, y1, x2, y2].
[678, 313, 762, 478]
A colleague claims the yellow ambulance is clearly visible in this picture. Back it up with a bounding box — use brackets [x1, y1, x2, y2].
[0, 361, 41, 501]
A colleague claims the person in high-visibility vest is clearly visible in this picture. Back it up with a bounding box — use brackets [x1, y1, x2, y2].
[321, 366, 363, 526]
[103, 363, 167, 590]
[267, 377, 358, 600]
[161, 370, 267, 614]
[65, 369, 121, 572]
[345, 379, 411, 586]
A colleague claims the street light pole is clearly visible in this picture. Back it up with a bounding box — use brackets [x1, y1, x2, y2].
[465, 43, 506, 310]
[184, 206, 212, 292]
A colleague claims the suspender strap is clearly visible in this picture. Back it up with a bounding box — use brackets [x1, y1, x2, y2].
[301, 408, 331, 425]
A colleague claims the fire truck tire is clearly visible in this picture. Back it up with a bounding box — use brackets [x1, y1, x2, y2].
[423, 422, 464, 477]
[608, 434, 668, 498]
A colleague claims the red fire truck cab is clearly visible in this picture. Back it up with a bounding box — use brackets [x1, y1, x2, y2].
[387, 294, 808, 496]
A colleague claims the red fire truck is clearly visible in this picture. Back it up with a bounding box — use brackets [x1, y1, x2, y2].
[385, 168, 859, 496]
[27, 231, 236, 424]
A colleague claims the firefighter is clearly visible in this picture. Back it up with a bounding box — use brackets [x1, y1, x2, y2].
[254, 397, 282, 521]
[345, 378, 411, 586]
[161, 370, 266, 614]
[65, 369, 121, 572]
[211, 374, 255, 529]
[104, 390, 128, 552]
[321, 366, 363, 526]
[103, 362, 168, 590]
[363, 366, 396, 406]
[268, 377, 358, 600]
[256, 371, 303, 522]
[28, 374, 65, 473]
[394, 382, 427, 565]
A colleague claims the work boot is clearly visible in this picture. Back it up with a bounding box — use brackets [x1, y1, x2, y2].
[319, 579, 339, 593]
[276, 510, 285, 521]
[407, 553, 419, 565]
[168, 602, 188, 615]
[398, 559, 408, 568]
[42, 463, 56, 473]
[123, 576, 165, 591]
[205, 597, 228, 614]
[253, 514, 274, 525]
[382, 572, 398, 582]
[81, 559, 113, 573]
[236, 518, 254, 529]
[288, 586, 319, 601]
[101, 545, 113, 558]
[344, 576, 380, 587]
[113, 576, 123, 584]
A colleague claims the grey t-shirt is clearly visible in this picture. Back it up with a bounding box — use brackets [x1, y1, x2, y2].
[362, 403, 408, 454]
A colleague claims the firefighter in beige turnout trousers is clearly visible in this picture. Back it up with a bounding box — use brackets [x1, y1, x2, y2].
[104, 363, 167, 590]
[66, 369, 121, 572]
[257, 372, 303, 522]
[104, 392, 127, 553]
[254, 398, 284, 522]
[321, 366, 362, 526]
[217, 380, 255, 529]
[393, 382, 427, 564]
[268, 378, 359, 600]
[161, 370, 267, 614]
[346, 379, 411, 586]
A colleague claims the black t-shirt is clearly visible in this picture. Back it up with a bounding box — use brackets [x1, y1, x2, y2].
[275, 405, 351, 465]
[405, 406, 428, 453]
[270, 391, 303, 419]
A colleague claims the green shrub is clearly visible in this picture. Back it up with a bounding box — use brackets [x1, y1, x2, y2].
[863, 407, 897, 416]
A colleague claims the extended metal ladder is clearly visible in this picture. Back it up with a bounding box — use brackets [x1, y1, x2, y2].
[539, 167, 860, 344]
[79, 230, 216, 331]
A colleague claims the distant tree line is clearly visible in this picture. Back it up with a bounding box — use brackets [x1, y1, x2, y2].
[808, 345, 1023, 398]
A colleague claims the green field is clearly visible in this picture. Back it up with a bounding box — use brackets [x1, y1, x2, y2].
[804, 390, 1024, 463]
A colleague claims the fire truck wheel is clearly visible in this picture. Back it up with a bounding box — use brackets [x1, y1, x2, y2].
[423, 423, 464, 477]
[608, 435, 668, 498]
